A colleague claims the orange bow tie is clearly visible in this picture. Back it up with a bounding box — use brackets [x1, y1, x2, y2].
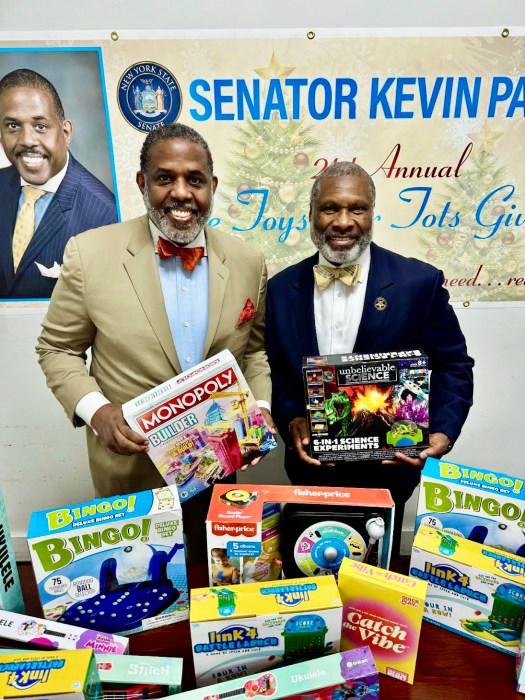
[157, 238, 205, 272]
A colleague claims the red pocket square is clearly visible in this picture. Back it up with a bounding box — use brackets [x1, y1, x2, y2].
[236, 298, 256, 328]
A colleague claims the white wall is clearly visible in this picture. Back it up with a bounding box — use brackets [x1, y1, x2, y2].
[1, 0, 524, 559]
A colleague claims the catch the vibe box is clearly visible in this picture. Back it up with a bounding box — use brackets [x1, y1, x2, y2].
[303, 349, 429, 462]
[124, 350, 277, 503]
[27, 486, 188, 636]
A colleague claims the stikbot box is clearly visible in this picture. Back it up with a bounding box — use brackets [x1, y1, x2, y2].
[0, 649, 101, 699]
[0, 609, 128, 654]
[96, 655, 182, 696]
[123, 350, 277, 503]
[27, 487, 188, 636]
[303, 349, 429, 462]
[0, 487, 24, 613]
[415, 457, 525, 556]
[174, 648, 379, 700]
[207, 484, 394, 585]
[338, 558, 427, 684]
[410, 525, 525, 656]
[190, 576, 343, 686]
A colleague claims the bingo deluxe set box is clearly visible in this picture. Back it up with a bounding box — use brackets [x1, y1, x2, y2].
[189, 575, 343, 687]
[27, 486, 188, 637]
[303, 349, 429, 462]
[123, 350, 277, 503]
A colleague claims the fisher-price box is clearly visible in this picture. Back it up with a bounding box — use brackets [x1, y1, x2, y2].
[0, 648, 101, 699]
[96, 655, 182, 696]
[303, 349, 429, 462]
[27, 486, 188, 636]
[0, 609, 128, 654]
[410, 525, 525, 656]
[338, 558, 427, 684]
[416, 457, 525, 557]
[190, 576, 343, 687]
[123, 350, 277, 503]
[207, 484, 394, 585]
[0, 487, 24, 613]
[175, 648, 379, 700]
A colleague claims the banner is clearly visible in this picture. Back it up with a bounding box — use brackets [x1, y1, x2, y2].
[1, 30, 524, 303]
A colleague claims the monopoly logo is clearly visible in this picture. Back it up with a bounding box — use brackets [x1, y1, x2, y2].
[0, 658, 65, 690]
[211, 523, 257, 537]
[137, 369, 237, 432]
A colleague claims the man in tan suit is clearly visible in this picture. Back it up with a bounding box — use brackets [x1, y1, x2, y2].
[36, 124, 273, 542]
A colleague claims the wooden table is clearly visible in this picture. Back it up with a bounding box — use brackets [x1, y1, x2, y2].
[16, 562, 522, 699]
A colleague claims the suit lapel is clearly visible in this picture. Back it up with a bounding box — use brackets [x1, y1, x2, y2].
[124, 216, 182, 374]
[355, 243, 395, 351]
[290, 254, 319, 356]
[203, 229, 229, 358]
[0, 167, 20, 289]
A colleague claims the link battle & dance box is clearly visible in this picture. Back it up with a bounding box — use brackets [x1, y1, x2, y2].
[303, 349, 429, 462]
[27, 486, 188, 637]
[123, 350, 277, 503]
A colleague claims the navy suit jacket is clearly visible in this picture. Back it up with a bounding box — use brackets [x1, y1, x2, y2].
[266, 243, 474, 456]
[0, 154, 118, 299]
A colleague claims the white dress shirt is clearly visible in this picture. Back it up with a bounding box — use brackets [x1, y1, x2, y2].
[314, 245, 371, 355]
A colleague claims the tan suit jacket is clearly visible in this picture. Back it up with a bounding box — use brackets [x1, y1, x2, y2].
[37, 215, 271, 497]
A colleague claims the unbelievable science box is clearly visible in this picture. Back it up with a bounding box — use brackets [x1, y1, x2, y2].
[303, 349, 429, 462]
[0, 487, 24, 613]
[0, 649, 101, 700]
[190, 576, 342, 686]
[339, 558, 427, 684]
[410, 525, 525, 656]
[207, 484, 394, 585]
[123, 350, 277, 503]
[415, 457, 525, 557]
[175, 648, 378, 700]
[27, 487, 188, 636]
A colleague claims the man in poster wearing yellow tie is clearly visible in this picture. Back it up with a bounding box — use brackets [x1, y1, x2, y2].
[0, 68, 118, 300]
[265, 161, 474, 555]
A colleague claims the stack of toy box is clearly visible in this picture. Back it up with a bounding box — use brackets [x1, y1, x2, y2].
[123, 350, 277, 503]
[175, 648, 379, 700]
[303, 349, 429, 462]
[415, 457, 525, 557]
[410, 524, 525, 656]
[27, 486, 188, 636]
[338, 558, 427, 684]
[190, 576, 343, 686]
[96, 654, 182, 697]
[0, 649, 101, 699]
[206, 484, 394, 586]
[0, 609, 128, 654]
[0, 487, 24, 613]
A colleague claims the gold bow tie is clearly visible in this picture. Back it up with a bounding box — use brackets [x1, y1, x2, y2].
[313, 264, 360, 289]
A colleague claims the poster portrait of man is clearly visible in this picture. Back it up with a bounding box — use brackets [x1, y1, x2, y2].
[0, 49, 119, 301]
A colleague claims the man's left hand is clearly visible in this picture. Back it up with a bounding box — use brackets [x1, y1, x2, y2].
[242, 407, 277, 470]
[382, 431, 452, 470]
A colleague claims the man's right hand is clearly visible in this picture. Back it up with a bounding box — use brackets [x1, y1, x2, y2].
[288, 417, 322, 466]
[91, 403, 149, 456]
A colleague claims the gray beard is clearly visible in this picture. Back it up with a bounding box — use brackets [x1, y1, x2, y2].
[143, 185, 212, 245]
[310, 222, 373, 264]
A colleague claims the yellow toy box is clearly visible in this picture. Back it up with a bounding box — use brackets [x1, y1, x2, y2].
[338, 558, 427, 684]
[410, 525, 525, 656]
[190, 576, 342, 687]
[207, 484, 394, 585]
[0, 648, 101, 699]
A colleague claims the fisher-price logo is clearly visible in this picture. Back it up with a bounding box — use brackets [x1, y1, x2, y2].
[212, 523, 258, 537]
[0, 658, 66, 690]
[137, 369, 237, 432]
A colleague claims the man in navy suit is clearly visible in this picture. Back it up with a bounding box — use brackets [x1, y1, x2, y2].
[0, 68, 118, 300]
[266, 161, 474, 555]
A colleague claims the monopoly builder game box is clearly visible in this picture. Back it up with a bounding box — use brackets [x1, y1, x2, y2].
[123, 350, 277, 503]
[303, 349, 429, 462]
[416, 457, 525, 557]
[27, 486, 188, 637]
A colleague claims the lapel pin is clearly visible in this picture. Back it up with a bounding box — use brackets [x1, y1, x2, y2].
[374, 297, 387, 311]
